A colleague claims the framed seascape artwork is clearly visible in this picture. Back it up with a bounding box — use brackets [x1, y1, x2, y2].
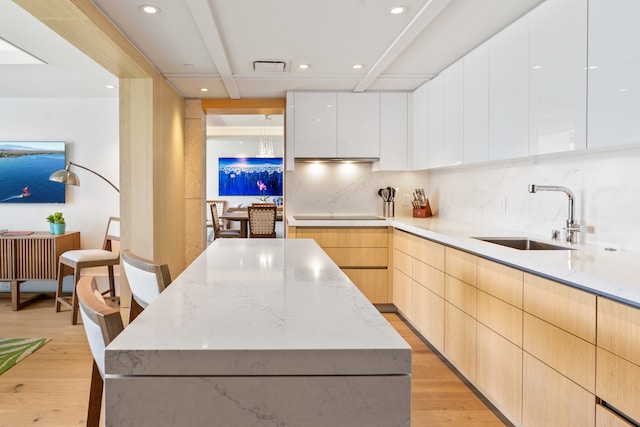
[218, 157, 283, 199]
[0, 141, 66, 204]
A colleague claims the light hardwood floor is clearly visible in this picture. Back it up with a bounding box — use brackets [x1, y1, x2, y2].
[0, 296, 507, 426]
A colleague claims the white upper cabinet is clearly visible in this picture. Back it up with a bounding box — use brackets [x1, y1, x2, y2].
[463, 42, 489, 164]
[337, 92, 380, 158]
[443, 59, 464, 166]
[588, 0, 640, 149]
[293, 92, 337, 158]
[290, 92, 380, 159]
[489, 14, 530, 161]
[426, 74, 444, 168]
[376, 92, 408, 171]
[409, 83, 428, 170]
[529, 0, 587, 155]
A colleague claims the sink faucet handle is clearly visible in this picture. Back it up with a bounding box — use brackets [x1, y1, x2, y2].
[563, 222, 581, 244]
[551, 230, 561, 241]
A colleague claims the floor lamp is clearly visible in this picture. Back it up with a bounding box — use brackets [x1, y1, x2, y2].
[49, 161, 120, 193]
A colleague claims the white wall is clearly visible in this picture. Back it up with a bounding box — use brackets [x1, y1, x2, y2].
[0, 98, 119, 248]
[429, 145, 640, 251]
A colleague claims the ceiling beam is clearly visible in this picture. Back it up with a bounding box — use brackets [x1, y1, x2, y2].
[353, 0, 450, 92]
[201, 98, 285, 115]
[186, 0, 240, 99]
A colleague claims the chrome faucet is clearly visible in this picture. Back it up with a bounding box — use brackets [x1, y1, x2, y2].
[528, 184, 581, 244]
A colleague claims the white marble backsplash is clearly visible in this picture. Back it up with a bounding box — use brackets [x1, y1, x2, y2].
[286, 162, 429, 217]
[429, 145, 640, 252]
[286, 145, 640, 252]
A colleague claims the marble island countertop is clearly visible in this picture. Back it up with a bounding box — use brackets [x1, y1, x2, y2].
[105, 239, 411, 376]
[287, 214, 640, 308]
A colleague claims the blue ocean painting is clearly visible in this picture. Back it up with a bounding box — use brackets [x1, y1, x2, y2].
[218, 157, 283, 197]
[0, 142, 66, 203]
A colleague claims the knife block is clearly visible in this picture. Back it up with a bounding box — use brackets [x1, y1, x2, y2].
[412, 200, 432, 218]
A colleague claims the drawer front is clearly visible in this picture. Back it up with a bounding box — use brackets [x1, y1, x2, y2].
[393, 248, 412, 276]
[477, 291, 522, 347]
[413, 258, 444, 297]
[524, 273, 596, 343]
[343, 269, 388, 304]
[523, 352, 595, 427]
[324, 247, 387, 267]
[412, 237, 444, 271]
[596, 404, 635, 427]
[596, 348, 640, 423]
[476, 258, 523, 308]
[392, 229, 412, 254]
[413, 281, 445, 351]
[477, 323, 523, 425]
[393, 268, 412, 318]
[445, 247, 476, 286]
[296, 227, 388, 247]
[445, 274, 476, 317]
[523, 313, 595, 393]
[597, 297, 640, 366]
[444, 302, 477, 380]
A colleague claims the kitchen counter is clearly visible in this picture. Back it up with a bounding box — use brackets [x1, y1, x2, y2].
[104, 239, 411, 426]
[287, 214, 640, 308]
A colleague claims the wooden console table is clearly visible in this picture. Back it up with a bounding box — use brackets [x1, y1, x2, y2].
[0, 232, 80, 310]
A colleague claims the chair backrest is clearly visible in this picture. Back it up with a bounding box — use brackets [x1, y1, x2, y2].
[103, 217, 120, 251]
[121, 249, 172, 322]
[207, 200, 226, 224]
[77, 276, 124, 377]
[248, 205, 277, 238]
[210, 203, 222, 236]
[252, 202, 276, 207]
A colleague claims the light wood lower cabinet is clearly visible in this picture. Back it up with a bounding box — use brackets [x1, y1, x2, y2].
[477, 323, 522, 424]
[412, 280, 444, 351]
[523, 352, 595, 427]
[596, 404, 635, 427]
[342, 269, 388, 304]
[290, 227, 390, 304]
[444, 302, 476, 380]
[390, 230, 640, 427]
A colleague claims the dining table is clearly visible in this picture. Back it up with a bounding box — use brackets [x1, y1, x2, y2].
[220, 209, 283, 238]
[104, 238, 411, 426]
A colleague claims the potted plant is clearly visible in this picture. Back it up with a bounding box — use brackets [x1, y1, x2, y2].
[46, 212, 66, 235]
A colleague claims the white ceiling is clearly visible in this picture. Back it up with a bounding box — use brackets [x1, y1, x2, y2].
[1, 0, 545, 102]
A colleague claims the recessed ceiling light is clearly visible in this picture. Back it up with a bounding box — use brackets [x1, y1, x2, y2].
[183, 64, 194, 69]
[139, 5, 161, 14]
[299, 64, 310, 70]
[352, 64, 364, 70]
[200, 88, 209, 92]
[390, 6, 408, 15]
[106, 84, 117, 89]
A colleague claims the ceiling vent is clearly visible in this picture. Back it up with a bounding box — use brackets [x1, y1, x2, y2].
[253, 60, 287, 73]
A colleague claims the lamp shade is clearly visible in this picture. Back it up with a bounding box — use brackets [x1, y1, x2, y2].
[49, 169, 80, 186]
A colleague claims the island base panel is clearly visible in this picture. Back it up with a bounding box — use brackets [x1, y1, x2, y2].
[105, 375, 410, 426]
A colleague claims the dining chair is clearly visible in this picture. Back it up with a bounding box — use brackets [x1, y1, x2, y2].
[121, 249, 172, 322]
[211, 203, 242, 240]
[76, 275, 124, 427]
[248, 205, 277, 238]
[55, 217, 120, 325]
[251, 202, 276, 207]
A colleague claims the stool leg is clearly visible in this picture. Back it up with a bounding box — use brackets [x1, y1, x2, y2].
[55, 262, 66, 312]
[71, 268, 81, 325]
[107, 265, 116, 298]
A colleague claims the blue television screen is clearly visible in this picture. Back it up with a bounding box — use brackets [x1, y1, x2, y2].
[0, 141, 66, 203]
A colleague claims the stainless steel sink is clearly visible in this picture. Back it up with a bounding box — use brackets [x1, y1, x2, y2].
[473, 237, 575, 251]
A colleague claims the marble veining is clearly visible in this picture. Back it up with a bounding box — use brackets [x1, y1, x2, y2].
[105, 239, 411, 376]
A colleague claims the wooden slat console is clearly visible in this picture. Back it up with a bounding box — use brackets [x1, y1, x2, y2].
[0, 232, 80, 310]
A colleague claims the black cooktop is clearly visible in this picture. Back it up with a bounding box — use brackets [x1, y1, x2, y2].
[293, 215, 385, 220]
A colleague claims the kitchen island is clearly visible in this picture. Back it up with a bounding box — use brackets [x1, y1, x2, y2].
[104, 239, 411, 427]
